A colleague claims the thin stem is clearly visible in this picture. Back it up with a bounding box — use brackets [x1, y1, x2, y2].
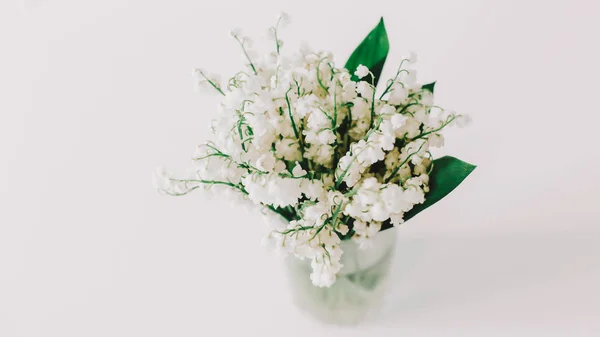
[164, 186, 200, 196]
[384, 141, 427, 183]
[284, 88, 301, 142]
[410, 115, 457, 142]
[380, 72, 408, 100]
[316, 58, 329, 93]
[232, 35, 257, 75]
[332, 81, 338, 128]
[279, 225, 314, 235]
[284, 88, 310, 169]
[329, 189, 358, 229]
[271, 14, 287, 54]
[170, 178, 241, 190]
[192, 152, 230, 161]
[334, 115, 385, 188]
[334, 146, 367, 189]
[273, 28, 281, 54]
[379, 60, 409, 99]
[195, 69, 225, 96]
[369, 86, 376, 129]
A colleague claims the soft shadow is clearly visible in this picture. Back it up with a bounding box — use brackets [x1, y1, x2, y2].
[376, 230, 599, 322]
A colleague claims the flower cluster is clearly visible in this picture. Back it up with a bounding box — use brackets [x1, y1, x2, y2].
[155, 14, 470, 287]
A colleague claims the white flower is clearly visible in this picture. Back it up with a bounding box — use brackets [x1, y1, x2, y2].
[354, 139, 385, 165]
[295, 94, 319, 118]
[317, 129, 336, 145]
[399, 69, 417, 88]
[389, 213, 404, 226]
[420, 91, 434, 106]
[337, 224, 349, 235]
[351, 98, 370, 120]
[388, 84, 409, 105]
[374, 120, 395, 151]
[229, 28, 242, 38]
[406, 51, 418, 64]
[310, 252, 342, 287]
[276, 12, 291, 28]
[391, 113, 408, 129]
[354, 64, 369, 79]
[302, 179, 325, 201]
[159, 18, 471, 288]
[274, 160, 287, 173]
[395, 118, 422, 139]
[336, 154, 361, 187]
[307, 109, 331, 130]
[401, 139, 428, 166]
[352, 220, 382, 250]
[370, 202, 389, 222]
[356, 81, 374, 98]
[378, 104, 396, 116]
[256, 152, 276, 171]
[424, 107, 445, 129]
[275, 138, 302, 161]
[291, 162, 307, 177]
[153, 166, 172, 193]
[380, 184, 414, 214]
[455, 114, 473, 128]
[428, 133, 445, 148]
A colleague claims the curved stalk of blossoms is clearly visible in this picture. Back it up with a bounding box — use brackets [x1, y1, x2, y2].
[385, 139, 428, 183]
[379, 52, 417, 99]
[155, 14, 473, 287]
[230, 29, 258, 75]
[268, 12, 290, 55]
[194, 69, 225, 96]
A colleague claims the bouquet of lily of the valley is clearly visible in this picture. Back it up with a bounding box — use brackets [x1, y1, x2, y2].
[155, 14, 475, 288]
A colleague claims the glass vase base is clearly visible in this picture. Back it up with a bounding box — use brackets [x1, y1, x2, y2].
[285, 229, 397, 325]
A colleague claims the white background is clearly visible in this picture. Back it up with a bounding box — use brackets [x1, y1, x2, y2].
[2, 0, 600, 336]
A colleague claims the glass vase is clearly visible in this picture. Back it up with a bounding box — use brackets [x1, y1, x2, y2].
[284, 228, 397, 325]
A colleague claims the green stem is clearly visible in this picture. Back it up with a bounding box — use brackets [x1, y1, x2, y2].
[379, 65, 409, 99]
[316, 58, 329, 93]
[284, 88, 301, 142]
[369, 85, 376, 129]
[232, 35, 258, 75]
[384, 141, 427, 183]
[284, 89, 310, 169]
[410, 115, 457, 142]
[196, 70, 225, 96]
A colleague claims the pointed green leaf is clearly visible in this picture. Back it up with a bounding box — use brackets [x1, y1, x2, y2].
[345, 17, 389, 87]
[404, 156, 476, 222]
[380, 156, 476, 231]
[422, 81, 436, 93]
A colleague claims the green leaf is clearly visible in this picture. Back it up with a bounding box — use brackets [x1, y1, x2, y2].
[380, 156, 476, 231]
[422, 81, 436, 93]
[404, 156, 476, 222]
[345, 17, 389, 88]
